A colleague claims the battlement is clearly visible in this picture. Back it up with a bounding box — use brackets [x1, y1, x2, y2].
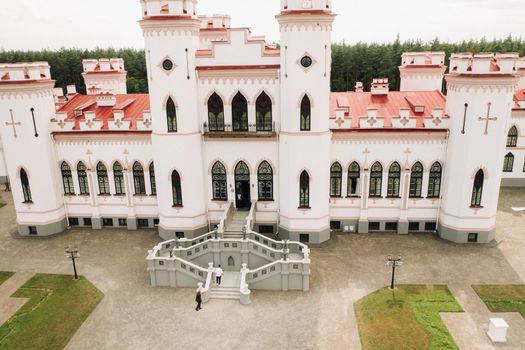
[401, 52, 445, 67]
[140, 0, 198, 18]
[0, 62, 52, 83]
[82, 58, 125, 74]
[199, 15, 231, 29]
[449, 52, 519, 75]
[280, 0, 332, 13]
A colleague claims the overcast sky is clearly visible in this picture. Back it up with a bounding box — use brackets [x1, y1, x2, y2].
[1, 0, 524, 50]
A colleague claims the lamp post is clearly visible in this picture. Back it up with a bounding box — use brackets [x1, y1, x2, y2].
[386, 255, 402, 289]
[64, 246, 80, 280]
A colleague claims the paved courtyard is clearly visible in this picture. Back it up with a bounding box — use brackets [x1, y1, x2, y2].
[0, 189, 524, 349]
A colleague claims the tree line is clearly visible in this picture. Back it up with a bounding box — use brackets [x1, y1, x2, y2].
[1, 36, 523, 94]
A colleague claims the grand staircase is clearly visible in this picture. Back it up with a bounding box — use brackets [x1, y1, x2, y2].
[209, 272, 241, 301]
[223, 209, 247, 239]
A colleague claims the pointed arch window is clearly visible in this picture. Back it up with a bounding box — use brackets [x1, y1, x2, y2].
[299, 171, 310, 208]
[503, 153, 514, 172]
[258, 161, 273, 201]
[256, 92, 272, 132]
[172, 171, 183, 206]
[166, 97, 177, 132]
[77, 162, 89, 195]
[330, 162, 342, 197]
[149, 162, 157, 195]
[232, 92, 248, 132]
[427, 162, 442, 198]
[471, 170, 484, 207]
[369, 162, 383, 197]
[347, 162, 360, 196]
[507, 126, 518, 147]
[212, 162, 227, 200]
[61, 162, 75, 195]
[300, 95, 311, 131]
[133, 162, 146, 195]
[208, 92, 225, 132]
[113, 162, 125, 195]
[409, 162, 423, 198]
[387, 162, 401, 197]
[97, 162, 110, 195]
[20, 169, 32, 203]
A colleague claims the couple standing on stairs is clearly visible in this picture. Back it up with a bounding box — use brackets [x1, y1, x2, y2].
[195, 265, 224, 311]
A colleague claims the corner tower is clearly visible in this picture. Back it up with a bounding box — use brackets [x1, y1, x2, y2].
[140, 0, 208, 239]
[276, 0, 335, 244]
[399, 52, 446, 91]
[439, 53, 520, 243]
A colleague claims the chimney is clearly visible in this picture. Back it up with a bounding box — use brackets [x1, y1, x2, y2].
[66, 85, 77, 96]
[371, 78, 389, 96]
[355, 82, 364, 93]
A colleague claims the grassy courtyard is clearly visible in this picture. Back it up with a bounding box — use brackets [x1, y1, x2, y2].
[355, 285, 463, 350]
[0, 271, 14, 285]
[0, 274, 103, 350]
[473, 285, 525, 318]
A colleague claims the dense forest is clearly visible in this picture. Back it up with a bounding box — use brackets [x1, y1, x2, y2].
[1, 37, 524, 94]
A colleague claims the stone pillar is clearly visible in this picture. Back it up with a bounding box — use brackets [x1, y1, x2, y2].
[281, 262, 289, 291]
[240, 239, 249, 265]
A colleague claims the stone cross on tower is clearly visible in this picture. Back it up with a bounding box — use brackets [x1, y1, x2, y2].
[6, 109, 22, 138]
[478, 103, 497, 135]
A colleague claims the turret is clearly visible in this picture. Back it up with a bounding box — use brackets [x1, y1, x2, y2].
[82, 58, 127, 95]
[0, 62, 67, 236]
[439, 52, 520, 243]
[399, 52, 446, 91]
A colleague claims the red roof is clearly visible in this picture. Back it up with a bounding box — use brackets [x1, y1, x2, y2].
[330, 91, 447, 128]
[514, 89, 525, 109]
[57, 94, 150, 131]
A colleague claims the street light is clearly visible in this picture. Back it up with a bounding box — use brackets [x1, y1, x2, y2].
[386, 255, 402, 289]
[64, 245, 80, 280]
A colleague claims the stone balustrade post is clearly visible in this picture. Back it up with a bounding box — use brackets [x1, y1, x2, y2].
[281, 261, 289, 291]
[241, 239, 249, 265]
[240, 263, 251, 305]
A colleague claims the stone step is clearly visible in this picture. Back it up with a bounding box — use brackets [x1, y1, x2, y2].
[210, 294, 240, 300]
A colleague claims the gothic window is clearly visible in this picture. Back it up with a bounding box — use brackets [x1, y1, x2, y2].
[113, 162, 125, 195]
[133, 162, 146, 195]
[77, 162, 89, 195]
[258, 161, 273, 201]
[427, 162, 442, 198]
[387, 162, 401, 197]
[256, 92, 272, 132]
[507, 126, 518, 147]
[20, 169, 32, 203]
[347, 162, 360, 196]
[300, 95, 311, 131]
[166, 97, 177, 132]
[409, 162, 423, 198]
[208, 92, 225, 132]
[149, 162, 157, 195]
[212, 161, 227, 200]
[330, 162, 342, 197]
[299, 171, 310, 208]
[503, 153, 514, 172]
[97, 162, 110, 195]
[232, 92, 248, 132]
[471, 169, 484, 207]
[61, 162, 75, 195]
[172, 171, 183, 206]
[369, 162, 383, 197]
[235, 161, 250, 181]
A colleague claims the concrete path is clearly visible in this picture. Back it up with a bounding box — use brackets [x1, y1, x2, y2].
[0, 271, 32, 325]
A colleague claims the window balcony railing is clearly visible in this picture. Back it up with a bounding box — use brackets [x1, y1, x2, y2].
[203, 121, 276, 138]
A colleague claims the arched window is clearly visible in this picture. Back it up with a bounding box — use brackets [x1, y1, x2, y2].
[409, 162, 423, 198]
[347, 162, 360, 196]
[471, 170, 484, 207]
[20, 169, 32, 203]
[97, 162, 110, 195]
[387, 162, 401, 197]
[77, 162, 89, 195]
[212, 162, 227, 200]
[330, 162, 342, 197]
[149, 162, 157, 195]
[507, 126, 518, 147]
[428, 162, 442, 198]
[258, 161, 273, 201]
[369, 162, 383, 197]
[208, 92, 225, 132]
[172, 171, 183, 206]
[133, 162, 146, 195]
[503, 153, 515, 172]
[300, 95, 311, 131]
[166, 97, 177, 132]
[61, 162, 75, 195]
[113, 162, 125, 195]
[256, 92, 272, 132]
[299, 171, 310, 208]
[232, 92, 248, 132]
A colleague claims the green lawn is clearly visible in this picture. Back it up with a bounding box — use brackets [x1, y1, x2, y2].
[355, 285, 463, 350]
[0, 274, 104, 350]
[0, 271, 15, 285]
[473, 285, 525, 318]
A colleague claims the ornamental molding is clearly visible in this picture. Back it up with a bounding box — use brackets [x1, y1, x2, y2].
[54, 134, 151, 146]
[198, 75, 279, 85]
[332, 133, 447, 144]
[276, 13, 335, 32]
[0, 85, 55, 99]
[139, 19, 201, 37]
[445, 75, 520, 93]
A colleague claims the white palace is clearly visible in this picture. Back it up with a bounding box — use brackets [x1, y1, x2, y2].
[1, 0, 525, 247]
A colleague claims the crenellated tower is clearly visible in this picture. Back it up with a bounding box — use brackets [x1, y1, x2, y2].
[399, 52, 447, 92]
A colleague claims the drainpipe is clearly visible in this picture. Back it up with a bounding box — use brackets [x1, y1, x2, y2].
[435, 130, 450, 235]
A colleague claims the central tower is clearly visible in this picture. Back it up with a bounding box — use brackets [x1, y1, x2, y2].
[277, 0, 335, 244]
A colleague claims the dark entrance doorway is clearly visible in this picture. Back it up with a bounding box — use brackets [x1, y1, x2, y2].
[235, 161, 251, 210]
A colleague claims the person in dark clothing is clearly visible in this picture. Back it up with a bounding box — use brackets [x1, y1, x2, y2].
[195, 290, 202, 311]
